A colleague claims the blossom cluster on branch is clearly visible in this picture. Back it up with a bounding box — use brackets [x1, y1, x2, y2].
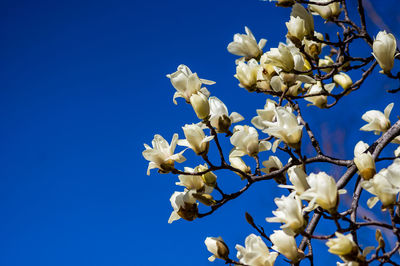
[142, 0, 400, 265]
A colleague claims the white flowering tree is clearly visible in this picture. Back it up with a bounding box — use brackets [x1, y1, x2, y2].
[143, 0, 400, 265]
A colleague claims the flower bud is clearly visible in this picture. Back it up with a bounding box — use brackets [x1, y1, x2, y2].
[354, 141, 376, 180]
[229, 156, 251, 179]
[179, 124, 214, 155]
[373, 31, 398, 73]
[190, 92, 210, 120]
[227, 26, 266, 59]
[205, 237, 230, 262]
[235, 59, 261, 90]
[286, 16, 307, 42]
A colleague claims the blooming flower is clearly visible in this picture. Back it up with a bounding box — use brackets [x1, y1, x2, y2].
[361, 160, 400, 208]
[236, 234, 278, 266]
[286, 16, 308, 42]
[261, 156, 286, 184]
[280, 165, 310, 195]
[168, 190, 198, 223]
[303, 32, 324, 58]
[176, 165, 214, 193]
[291, 4, 314, 36]
[264, 43, 295, 72]
[266, 192, 305, 235]
[326, 232, 358, 256]
[372, 31, 398, 73]
[261, 107, 303, 149]
[309, 0, 341, 20]
[230, 125, 271, 157]
[227, 26, 267, 59]
[300, 172, 343, 212]
[142, 134, 186, 175]
[167, 64, 215, 104]
[360, 103, 393, 134]
[205, 237, 230, 262]
[178, 124, 214, 155]
[304, 82, 335, 108]
[353, 141, 375, 180]
[209, 96, 244, 133]
[270, 230, 303, 262]
[252, 99, 279, 130]
[235, 59, 262, 90]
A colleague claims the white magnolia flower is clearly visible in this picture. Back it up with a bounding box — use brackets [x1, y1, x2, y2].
[326, 232, 358, 256]
[190, 92, 210, 120]
[176, 165, 214, 193]
[227, 26, 267, 59]
[230, 125, 271, 157]
[360, 103, 393, 134]
[235, 59, 262, 89]
[280, 165, 310, 195]
[305, 82, 335, 108]
[286, 16, 308, 41]
[372, 31, 398, 73]
[229, 156, 251, 179]
[209, 97, 244, 133]
[301, 172, 343, 212]
[142, 134, 186, 175]
[167, 64, 214, 104]
[303, 32, 323, 58]
[236, 234, 278, 266]
[353, 141, 376, 180]
[269, 71, 315, 96]
[333, 72, 353, 90]
[168, 190, 197, 223]
[270, 230, 303, 262]
[361, 160, 400, 208]
[252, 99, 279, 130]
[261, 107, 303, 149]
[318, 55, 335, 72]
[291, 4, 314, 35]
[205, 237, 230, 262]
[178, 124, 214, 155]
[309, 0, 341, 20]
[266, 192, 305, 235]
[261, 156, 286, 184]
[264, 43, 295, 72]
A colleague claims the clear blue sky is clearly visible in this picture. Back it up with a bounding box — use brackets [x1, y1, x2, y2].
[1, 0, 399, 265]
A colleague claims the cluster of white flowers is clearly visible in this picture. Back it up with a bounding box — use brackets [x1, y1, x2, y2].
[142, 0, 400, 265]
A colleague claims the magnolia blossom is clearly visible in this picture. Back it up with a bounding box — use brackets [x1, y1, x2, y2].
[318, 55, 335, 72]
[190, 92, 210, 120]
[230, 125, 271, 157]
[261, 107, 303, 149]
[142, 134, 186, 175]
[326, 232, 358, 256]
[353, 141, 375, 180]
[261, 156, 286, 184]
[229, 156, 251, 179]
[266, 192, 305, 235]
[167, 64, 214, 104]
[361, 160, 400, 208]
[168, 190, 198, 223]
[301, 172, 343, 212]
[178, 124, 214, 155]
[372, 31, 398, 73]
[176, 165, 214, 193]
[309, 0, 341, 20]
[235, 234, 278, 266]
[304, 82, 335, 108]
[264, 43, 295, 72]
[209, 97, 244, 133]
[280, 165, 310, 195]
[286, 16, 308, 41]
[270, 230, 302, 262]
[360, 103, 393, 134]
[205, 237, 230, 262]
[269, 71, 315, 96]
[235, 59, 261, 89]
[333, 72, 353, 90]
[252, 99, 279, 130]
[291, 4, 314, 36]
[303, 32, 324, 58]
[227, 26, 267, 59]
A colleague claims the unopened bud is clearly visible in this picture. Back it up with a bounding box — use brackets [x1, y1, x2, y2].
[190, 92, 210, 120]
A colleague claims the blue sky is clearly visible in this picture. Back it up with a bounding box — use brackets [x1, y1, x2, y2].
[1, 0, 400, 265]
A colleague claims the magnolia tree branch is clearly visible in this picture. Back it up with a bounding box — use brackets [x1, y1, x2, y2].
[142, 0, 400, 264]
